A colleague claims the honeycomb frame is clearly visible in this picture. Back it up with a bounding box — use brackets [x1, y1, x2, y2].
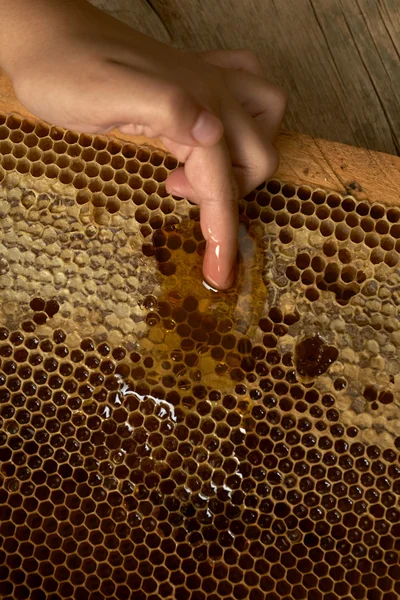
[0, 111, 399, 600]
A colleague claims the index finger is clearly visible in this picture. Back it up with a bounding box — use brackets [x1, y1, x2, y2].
[168, 138, 239, 290]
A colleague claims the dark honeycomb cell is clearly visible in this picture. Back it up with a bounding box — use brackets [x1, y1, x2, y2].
[295, 336, 339, 379]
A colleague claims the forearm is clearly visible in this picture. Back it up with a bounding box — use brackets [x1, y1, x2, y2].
[0, 0, 87, 73]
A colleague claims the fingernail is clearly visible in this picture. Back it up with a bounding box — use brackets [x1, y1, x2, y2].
[192, 110, 223, 146]
[205, 264, 236, 291]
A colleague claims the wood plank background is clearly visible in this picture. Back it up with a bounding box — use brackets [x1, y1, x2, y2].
[91, 0, 400, 156]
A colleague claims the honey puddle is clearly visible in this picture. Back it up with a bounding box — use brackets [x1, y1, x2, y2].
[138, 219, 269, 398]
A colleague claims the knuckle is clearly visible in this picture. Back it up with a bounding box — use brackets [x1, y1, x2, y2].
[270, 84, 288, 111]
[162, 84, 195, 126]
[236, 48, 257, 62]
[255, 145, 279, 181]
[235, 49, 262, 72]
[265, 146, 280, 178]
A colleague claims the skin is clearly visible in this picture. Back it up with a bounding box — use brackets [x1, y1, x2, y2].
[0, 0, 286, 289]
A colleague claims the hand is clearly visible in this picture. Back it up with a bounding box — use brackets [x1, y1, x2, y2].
[2, 0, 286, 289]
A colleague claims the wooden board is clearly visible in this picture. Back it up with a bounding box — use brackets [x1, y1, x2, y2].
[92, 0, 400, 156]
[1, 67, 400, 207]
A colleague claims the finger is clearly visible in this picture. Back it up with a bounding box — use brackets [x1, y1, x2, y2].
[166, 97, 279, 201]
[201, 49, 265, 77]
[159, 137, 192, 164]
[165, 154, 279, 204]
[201, 52, 287, 142]
[220, 99, 280, 196]
[164, 166, 196, 200]
[169, 142, 238, 290]
[233, 148, 279, 198]
[70, 62, 224, 147]
[222, 71, 287, 142]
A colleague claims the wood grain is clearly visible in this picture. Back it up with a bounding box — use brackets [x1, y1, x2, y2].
[1, 68, 400, 207]
[90, 0, 171, 43]
[88, 0, 400, 155]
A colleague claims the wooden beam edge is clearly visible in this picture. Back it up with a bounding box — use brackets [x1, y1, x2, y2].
[1, 69, 399, 206]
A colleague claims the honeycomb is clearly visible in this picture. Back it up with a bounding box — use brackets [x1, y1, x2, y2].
[0, 111, 399, 600]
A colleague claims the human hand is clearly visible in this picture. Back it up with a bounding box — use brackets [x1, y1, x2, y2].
[2, 0, 286, 289]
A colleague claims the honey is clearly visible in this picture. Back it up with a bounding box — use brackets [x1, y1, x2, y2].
[0, 111, 399, 600]
[295, 336, 339, 380]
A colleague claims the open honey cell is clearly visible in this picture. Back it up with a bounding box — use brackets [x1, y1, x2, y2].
[0, 111, 399, 600]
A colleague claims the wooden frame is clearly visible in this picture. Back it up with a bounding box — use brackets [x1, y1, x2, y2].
[1, 68, 399, 206]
